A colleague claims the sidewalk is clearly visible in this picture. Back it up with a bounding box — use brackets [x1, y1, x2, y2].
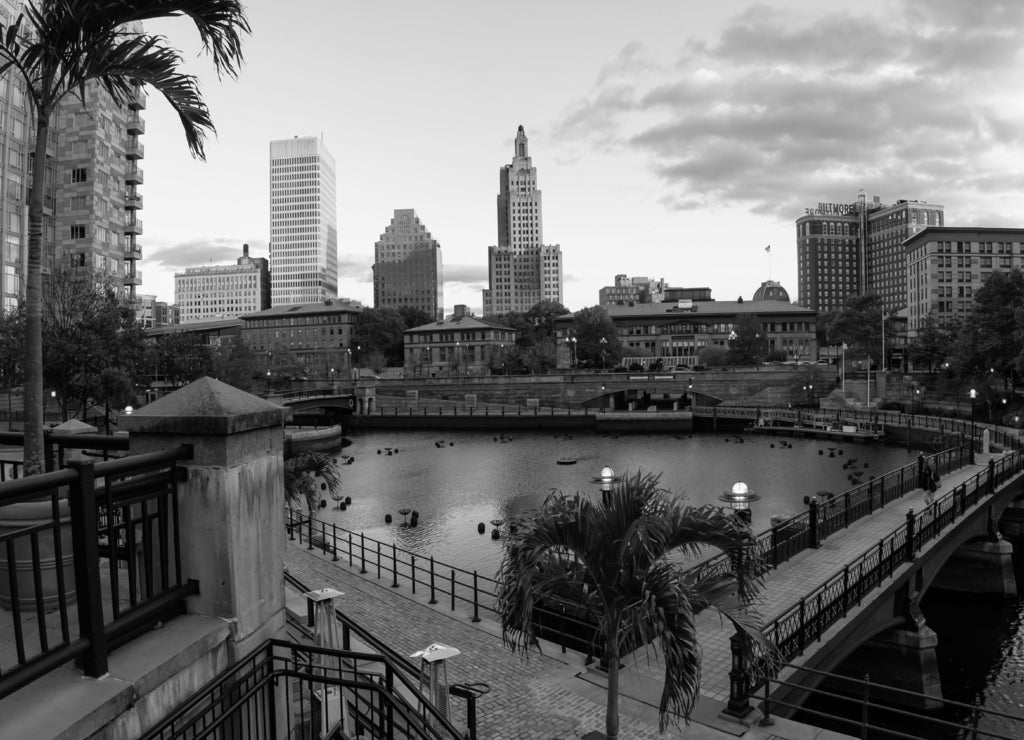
[284, 452, 1003, 739]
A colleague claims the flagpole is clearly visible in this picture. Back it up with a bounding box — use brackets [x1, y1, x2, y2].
[765, 244, 772, 281]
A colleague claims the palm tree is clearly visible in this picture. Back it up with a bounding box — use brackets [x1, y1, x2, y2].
[284, 450, 342, 542]
[0, 0, 249, 475]
[496, 470, 770, 739]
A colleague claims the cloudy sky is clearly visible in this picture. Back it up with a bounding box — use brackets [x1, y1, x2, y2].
[139, 0, 1024, 313]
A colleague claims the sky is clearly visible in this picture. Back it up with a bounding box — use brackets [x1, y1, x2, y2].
[138, 0, 1024, 315]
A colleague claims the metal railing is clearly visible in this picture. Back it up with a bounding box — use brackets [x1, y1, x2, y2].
[690, 444, 971, 586]
[286, 509, 602, 659]
[0, 429, 130, 481]
[283, 571, 487, 739]
[0, 444, 196, 700]
[748, 449, 1024, 692]
[755, 662, 1024, 740]
[140, 638, 467, 739]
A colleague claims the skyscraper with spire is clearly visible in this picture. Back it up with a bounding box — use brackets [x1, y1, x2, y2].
[482, 126, 563, 315]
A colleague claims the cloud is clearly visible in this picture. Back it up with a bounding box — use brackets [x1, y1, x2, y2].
[148, 238, 266, 268]
[554, 2, 1024, 221]
[442, 264, 489, 285]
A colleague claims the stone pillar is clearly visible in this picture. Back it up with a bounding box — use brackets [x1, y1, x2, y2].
[123, 377, 291, 660]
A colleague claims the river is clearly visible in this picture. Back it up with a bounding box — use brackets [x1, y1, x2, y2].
[314, 428, 919, 583]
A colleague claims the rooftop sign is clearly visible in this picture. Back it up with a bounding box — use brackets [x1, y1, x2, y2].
[805, 202, 856, 217]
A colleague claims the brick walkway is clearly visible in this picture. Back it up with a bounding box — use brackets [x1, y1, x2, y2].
[282, 452, 1012, 738]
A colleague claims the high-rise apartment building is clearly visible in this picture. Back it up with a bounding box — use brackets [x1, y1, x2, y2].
[482, 126, 563, 316]
[373, 209, 443, 319]
[269, 136, 337, 306]
[796, 194, 943, 314]
[175, 243, 270, 324]
[0, 2, 145, 313]
[905, 227, 1024, 335]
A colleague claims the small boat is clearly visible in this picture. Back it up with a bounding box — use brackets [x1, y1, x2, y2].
[556, 457, 577, 465]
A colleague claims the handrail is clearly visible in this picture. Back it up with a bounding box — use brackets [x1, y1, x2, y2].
[0, 444, 194, 701]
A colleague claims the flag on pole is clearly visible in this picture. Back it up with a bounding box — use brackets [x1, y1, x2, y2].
[764, 245, 771, 253]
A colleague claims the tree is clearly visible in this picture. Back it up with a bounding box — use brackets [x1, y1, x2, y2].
[497, 470, 769, 739]
[42, 268, 146, 422]
[726, 314, 768, 366]
[396, 305, 434, 331]
[828, 294, 883, 361]
[0, 306, 25, 426]
[147, 331, 212, 389]
[952, 269, 1024, 387]
[907, 314, 958, 374]
[284, 450, 343, 543]
[570, 305, 621, 369]
[353, 307, 407, 367]
[0, 0, 249, 475]
[208, 340, 257, 392]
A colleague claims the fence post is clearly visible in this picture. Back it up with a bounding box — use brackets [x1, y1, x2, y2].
[391, 543, 399, 588]
[348, 532, 352, 567]
[472, 571, 481, 622]
[809, 498, 820, 548]
[332, 523, 339, 561]
[360, 533, 367, 574]
[451, 570, 456, 611]
[905, 510, 916, 563]
[68, 460, 108, 677]
[288, 508, 294, 541]
[377, 542, 381, 579]
[722, 631, 754, 721]
[429, 556, 438, 604]
[989, 458, 996, 495]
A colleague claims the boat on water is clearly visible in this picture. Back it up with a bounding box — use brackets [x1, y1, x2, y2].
[556, 457, 577, 465]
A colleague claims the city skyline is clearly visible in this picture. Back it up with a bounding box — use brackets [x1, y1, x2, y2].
[137, 1, 1024, 314]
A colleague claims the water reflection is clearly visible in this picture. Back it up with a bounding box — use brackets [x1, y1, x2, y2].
[316, 429, 918, 580]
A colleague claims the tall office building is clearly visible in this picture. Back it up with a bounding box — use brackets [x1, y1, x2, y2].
[175, 243, 270, 324]
[269, 136, 337, 306]
[796, 194, 943, 314]
[0, 2, 145, 313]
[482, 126, 563, 316]
[372, 209, 443, 319]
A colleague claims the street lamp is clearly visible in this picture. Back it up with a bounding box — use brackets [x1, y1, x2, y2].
[914, 387, 921, 414]
[592, 465, 622, 506]
[599, 337, 608, 370]
[455, 341, 461, 376]
[719, 481, 760, 525]
[566, 336, 577, 372]
[969, 388, 978, 419]
[841, 343, 847, 392]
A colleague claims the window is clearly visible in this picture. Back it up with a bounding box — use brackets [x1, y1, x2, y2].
[71, 168, 87, 183]
[70, 225, 86, 239]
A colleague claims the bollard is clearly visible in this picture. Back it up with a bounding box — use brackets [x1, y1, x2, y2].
[429, 556, 438, 604]
[392, 543, 399, 588]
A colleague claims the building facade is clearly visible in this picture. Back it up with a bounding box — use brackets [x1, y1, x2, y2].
[240, 299, 360, 379]
[175, 243, 270, 324]
[557, 299, 817, 369]
[0, 5, 146, 313]
[269, 136, 337, 307]
[482, 126, 563, 315]
[403, 305, 516, 377]
[796, 194, 943, 314]
[372, 209, 443, 319]
[598, 274, 714, 306]
[135, 294, 175, 329]
[905, 227, 1024, 335]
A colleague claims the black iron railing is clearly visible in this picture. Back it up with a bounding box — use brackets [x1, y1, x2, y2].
[0, 444, 195, 700]
[691, 444, 972, 585]
[745, 448, 1024, 693]
[755, 662, 1024, 740]
[0, 429, 130, 481]
[140, 638, 467, 740]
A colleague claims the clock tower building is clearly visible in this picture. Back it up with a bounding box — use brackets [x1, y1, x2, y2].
[372, 208, 444, 320]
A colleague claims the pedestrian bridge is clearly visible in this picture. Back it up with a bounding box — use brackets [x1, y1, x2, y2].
[635, 427, 1024, 724]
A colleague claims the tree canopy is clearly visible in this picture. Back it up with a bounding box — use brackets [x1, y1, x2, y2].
[827, 294, 883, 361]
[567, 305, 621, 369]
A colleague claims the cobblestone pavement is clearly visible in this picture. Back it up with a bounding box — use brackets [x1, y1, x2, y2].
[287, 540, 855, 739]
